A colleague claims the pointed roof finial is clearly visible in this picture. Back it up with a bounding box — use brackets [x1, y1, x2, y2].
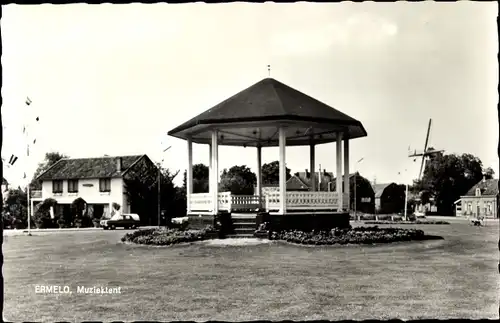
[267, 64, 271, 77]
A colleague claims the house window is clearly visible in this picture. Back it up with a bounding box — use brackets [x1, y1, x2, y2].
[467, 203, 472, 211]
[99, 178, 111, 192]
[475, 188, 481, 196]
[68, 179, 79, 193]
[52, 180, 63, 193]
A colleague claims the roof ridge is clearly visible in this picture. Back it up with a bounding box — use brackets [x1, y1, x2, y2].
[269, 79, 286, 115]
[62, 154, 143, 160]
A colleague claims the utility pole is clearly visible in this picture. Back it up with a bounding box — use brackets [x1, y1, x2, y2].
[157, 167, 161, 228]
[354, 158, 364, 219]
[404, 181, 409, 221]
[25, 97, 35, 236]
[398, 169, 409, 221]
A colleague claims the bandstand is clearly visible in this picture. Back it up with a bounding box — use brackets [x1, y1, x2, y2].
[168, 78, 367, 228]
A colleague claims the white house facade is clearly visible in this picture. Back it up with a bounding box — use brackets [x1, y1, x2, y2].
[31, 155, 154, 220]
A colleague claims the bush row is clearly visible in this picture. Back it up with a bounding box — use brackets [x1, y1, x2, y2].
[268, 226, 429, 245]
[365, 220, 450, 225]
[121, 226, 216, 246]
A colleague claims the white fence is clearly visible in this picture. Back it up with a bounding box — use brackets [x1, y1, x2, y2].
[189, 191, 348, 213]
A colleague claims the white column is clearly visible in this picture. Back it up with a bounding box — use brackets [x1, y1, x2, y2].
[343, 138, 350, 211]
[208, 143, 212, 193]
[310, 143, 316, 191]
[256, 145, 262, 200]
[336, 132, 343, 212]
[186, 137, 193, 213]
[279, 127, 287, 214]
[211, 130, 219, 215]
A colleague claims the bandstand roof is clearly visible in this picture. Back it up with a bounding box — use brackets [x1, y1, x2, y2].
[168, 78, 367, 147]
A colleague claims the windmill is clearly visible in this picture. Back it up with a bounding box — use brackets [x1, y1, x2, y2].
[408, 118, 444, 181]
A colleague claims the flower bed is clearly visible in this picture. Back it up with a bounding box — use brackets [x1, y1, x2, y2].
[121, 226, 218, 246]
[269, 226, 443, 245]
[365, 220, 450, 225]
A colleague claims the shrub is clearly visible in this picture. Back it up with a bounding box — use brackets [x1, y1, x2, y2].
[112, 202, 121, 211]
[365, 220, 449, 225]
[92, 217, 101, 228]
[57, 216, 66, 228]
[268, 226, 436, 245]
[121, 227, 216, 246]
[71, 198, 87, 216]
[33, 198, 58, 229]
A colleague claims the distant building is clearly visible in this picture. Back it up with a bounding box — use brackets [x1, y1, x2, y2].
[372, 183, 406, 214]
[258, 170, 375, 213]
[454, 178, 499, 218]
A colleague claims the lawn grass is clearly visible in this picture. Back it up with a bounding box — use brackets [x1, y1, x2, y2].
[3, 221, 499, 321]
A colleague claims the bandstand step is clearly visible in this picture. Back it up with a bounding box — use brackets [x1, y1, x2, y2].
[233, 221, 258, 228]
[234, 227, 256, 234]
[226, 234, 255, 239]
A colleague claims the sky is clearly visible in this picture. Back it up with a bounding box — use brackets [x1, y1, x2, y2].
[1, 2, 498, 188]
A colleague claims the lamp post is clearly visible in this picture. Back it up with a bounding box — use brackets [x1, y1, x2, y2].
[158, 145, 171, 228]
[24, 96, 36, 236]
[398, 169, 409, 221]
[354, 157, 364, 220]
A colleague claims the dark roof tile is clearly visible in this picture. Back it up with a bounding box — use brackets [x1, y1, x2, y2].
[168, 78, 367, 141]
[36, 155, 144, 181]
[465, 178, 499, 196]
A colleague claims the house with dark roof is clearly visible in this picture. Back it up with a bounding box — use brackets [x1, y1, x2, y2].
[32, 155, 158, 220]
[454, 178, 499, 218]
[372, 182, 406, 214]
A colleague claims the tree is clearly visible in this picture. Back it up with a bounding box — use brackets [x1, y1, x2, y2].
[33, 198, 58, 229]
[484, 167, 495, 179]
[379, 184, 406, 214]
[2, 187, 28, 229]
[30, 152, 69, 190]
[124, 157, 181, 225]
[419, 152, 483, 215]
[219, 165, 257, 195]
[261, 161, 291, 185]
[350, 172, 375, 214]
[182, 163, 209, 193]
[71, 197, 90, 228]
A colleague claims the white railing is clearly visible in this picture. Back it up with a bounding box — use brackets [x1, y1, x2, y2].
[218, 192, 232, 212]
[189, 191, 346, 213]
[190, 193, 212, 212]
[231, 194, 261, 211]
[265, 191, 281, 211]
[286, 191, 339, 210]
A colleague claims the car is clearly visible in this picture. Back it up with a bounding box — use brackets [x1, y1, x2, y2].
[101, 213, 141, 230]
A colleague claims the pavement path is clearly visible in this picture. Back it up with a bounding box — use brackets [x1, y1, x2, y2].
[2, 226, 160, 236]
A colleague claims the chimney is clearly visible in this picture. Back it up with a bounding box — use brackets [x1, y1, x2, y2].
[116, 157, 122, 172]
[305, 169, 310, 178]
